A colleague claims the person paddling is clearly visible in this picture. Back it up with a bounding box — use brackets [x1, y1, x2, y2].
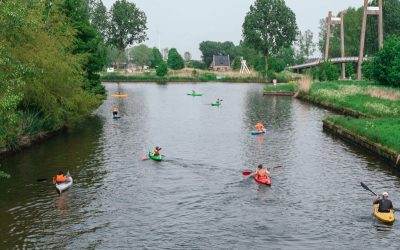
[255, 121, 265, 132]
[216, 98, 222, 104]
[192, 90, 196, 95]
[53, 171, 71, 184]
[153, 146, 162, 156]
[254, 164, 270, 179]
[373, 192, 394, 212]
[112, 107, 119, 117]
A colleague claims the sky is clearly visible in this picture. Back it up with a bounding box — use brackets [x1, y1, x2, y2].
[103, 0, 363, 59]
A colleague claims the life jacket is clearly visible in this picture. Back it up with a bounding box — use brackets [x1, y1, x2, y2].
[257, 169, 267, 178]
[55, 175, 66, 183]
[255, 123, 264, 131]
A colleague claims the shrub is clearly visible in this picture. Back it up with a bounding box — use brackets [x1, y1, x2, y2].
[318, 61, 339, 81]
[156, 63, 168, 76]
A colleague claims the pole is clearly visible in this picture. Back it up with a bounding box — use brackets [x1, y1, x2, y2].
[378, 0, 383, 49]
[325, 11, 332, 61]
[357, 0, 368, 80]
[340, 12, 346, 79]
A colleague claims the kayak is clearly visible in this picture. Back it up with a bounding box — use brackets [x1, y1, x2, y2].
[148, 151, 162, 161]
[55, 174, 73, 194]
[254, 175, 271, 185]
[111, 94, 128, 97]
[113, 115, 121, 119]
[251, 129, 266, 135]
[187, 93, 203, 96]
[211, 102, 221, 106]
[374, 204, 395, 224]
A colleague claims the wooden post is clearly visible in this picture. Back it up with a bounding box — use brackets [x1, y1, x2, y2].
[324, 11, 332, 60]
[357, 0, 368, 80]
[378, 0, 383, 49]
[340, 12, 346, 79]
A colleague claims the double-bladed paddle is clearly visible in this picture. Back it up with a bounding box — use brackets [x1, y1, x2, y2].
[360, 182, 399, 212]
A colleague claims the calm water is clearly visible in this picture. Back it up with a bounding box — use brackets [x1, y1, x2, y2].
[0, 83, 399, 249]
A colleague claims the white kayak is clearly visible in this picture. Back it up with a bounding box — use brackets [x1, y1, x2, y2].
[55, 174, 73, 194]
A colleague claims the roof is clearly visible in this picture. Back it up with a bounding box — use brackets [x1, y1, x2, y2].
[212, 55, 231, 67]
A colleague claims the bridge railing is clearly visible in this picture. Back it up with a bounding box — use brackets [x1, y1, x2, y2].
[288, 57, 367, 70]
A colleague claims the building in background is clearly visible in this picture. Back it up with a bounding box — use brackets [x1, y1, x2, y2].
[211, 55, 231, 71]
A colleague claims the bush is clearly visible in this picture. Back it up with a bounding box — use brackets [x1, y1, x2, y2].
[370, 35, 400, 87]
[156, 63, 168, 76]
[318, 61, 340, 81]
[187, 60, 208, 70]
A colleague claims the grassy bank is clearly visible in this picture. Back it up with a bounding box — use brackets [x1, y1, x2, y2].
[306, 81, 400, 117]
[299, 80, 400, 159]
[101, 69, 264, 83]
[264, 82, 298, 92]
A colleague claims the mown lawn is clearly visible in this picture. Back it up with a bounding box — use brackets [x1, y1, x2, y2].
[264, 83, 298, 92]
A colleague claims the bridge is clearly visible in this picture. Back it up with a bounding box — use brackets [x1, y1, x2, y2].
[288, 57, 367, 71]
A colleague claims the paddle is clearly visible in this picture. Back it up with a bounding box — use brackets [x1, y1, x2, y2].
[242, 166, 282, 176]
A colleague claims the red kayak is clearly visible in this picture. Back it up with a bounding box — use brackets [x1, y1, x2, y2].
[254, 175, 271, 185]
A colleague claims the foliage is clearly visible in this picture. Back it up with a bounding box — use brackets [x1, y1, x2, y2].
[150, 47, 163, 68]
[89, 0, 108, 39]
[62, 0, 106, 95]
[167, 48, 184, 70]
[232, 57, 241, 70]
[156, 62, 168, 76]
[242, 0, 298, 78]
[0, 0, 102, 150]
[318, 61, 340, 81]
[108, 0, 147, 66]
[369, 36, 400, 87]
[0, 171, 11, 179]
[183, 52, 191, 61]
[199, 41, 239, 66]
[328, 117, 400, 152]
[295, 29, 315, 63]
[128, 44, 152, 68]
[187, 60, 208, 70]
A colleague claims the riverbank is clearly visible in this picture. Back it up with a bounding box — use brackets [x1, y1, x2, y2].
[294, 80, 400, 166]
[101, 68, 265, 83]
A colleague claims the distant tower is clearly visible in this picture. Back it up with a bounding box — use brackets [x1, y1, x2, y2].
[162, 48, 169, 61]
[240, 57, 250, 74]
[357, 0, 383, 80]
[325, 11, 345, 79]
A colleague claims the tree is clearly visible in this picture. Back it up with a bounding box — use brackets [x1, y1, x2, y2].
[108, 0, 147, 68]
[242, 0, 298, 79]
[167, 48, 184, 70]
[89, 0, 108, 39]
[199, 41, 238, 66]
[156, 62, 168, 76]
[129, 44, 152, 69]
[370, 35, 400, 87]
[184, 51, 191, 61]
[150, 47, 163, 68]
[296, 29, 315, 63]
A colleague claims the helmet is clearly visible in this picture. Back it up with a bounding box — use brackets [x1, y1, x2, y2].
[382, 192, 388, 196]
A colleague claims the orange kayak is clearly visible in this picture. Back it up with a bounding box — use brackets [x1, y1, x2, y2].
[254, 175, 271, 185]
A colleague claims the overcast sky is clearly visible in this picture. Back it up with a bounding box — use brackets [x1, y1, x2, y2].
[103, 0, 363, 59]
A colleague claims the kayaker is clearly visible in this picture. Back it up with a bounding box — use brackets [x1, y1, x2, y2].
[53, 171, 70, 184]
[254, 164, 270, 179]
[192, 90, 196, 94]
[255, 122, 265, 132]
[373, 192, 394, 212]
[216, 98, 221, 104]
[112, 107, 119, 117]
[153, 146, 162, 156]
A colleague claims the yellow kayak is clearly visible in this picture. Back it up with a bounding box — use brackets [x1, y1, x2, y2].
[374, 204, 395, 224]
[111, 94, 128, 97]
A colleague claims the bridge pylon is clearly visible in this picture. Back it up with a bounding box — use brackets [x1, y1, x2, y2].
[325, 11, 345, 79]
[357, 0, 383, 80]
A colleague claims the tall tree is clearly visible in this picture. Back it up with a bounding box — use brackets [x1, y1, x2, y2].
[128, 44, 152, 69]
[167, 48, 184, 70]
[184, 51, 192, 61]
[89, 0, 108, 39]
[150, 47, 163, 68]
[296, 29, 315, 63]
[242, 0, 298, 79]
[108, 0, 147, 68]
[199, 41, 238, 66]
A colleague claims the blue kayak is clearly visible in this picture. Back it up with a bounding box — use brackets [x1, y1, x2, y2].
[113, 115, 121, 119]
[251, 129, 266, 135]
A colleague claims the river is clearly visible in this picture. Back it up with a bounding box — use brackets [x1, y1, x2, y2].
[0, 83, 399, 249]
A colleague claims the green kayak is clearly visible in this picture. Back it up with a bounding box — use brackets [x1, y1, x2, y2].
[187, 93, 203, 96]
[148, 151, 162, 161]
[211, 102, 221, 106]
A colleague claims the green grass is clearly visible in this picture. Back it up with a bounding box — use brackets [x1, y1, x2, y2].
[264, 83, 298, 92]
[328, 117, 400, 152]
[308, 81, 400, 117]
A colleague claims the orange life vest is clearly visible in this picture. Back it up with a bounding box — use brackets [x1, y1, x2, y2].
[255, 123, 264, 131]
[55, 175, 66, 182]
[256, 169, 267, 178]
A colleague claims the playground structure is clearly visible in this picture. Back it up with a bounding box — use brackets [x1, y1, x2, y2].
[239, 57, 251, 74]
[289, 0, 383, 80]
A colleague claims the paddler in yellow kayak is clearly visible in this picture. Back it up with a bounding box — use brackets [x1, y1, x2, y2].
[373, 192, 393, 212]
